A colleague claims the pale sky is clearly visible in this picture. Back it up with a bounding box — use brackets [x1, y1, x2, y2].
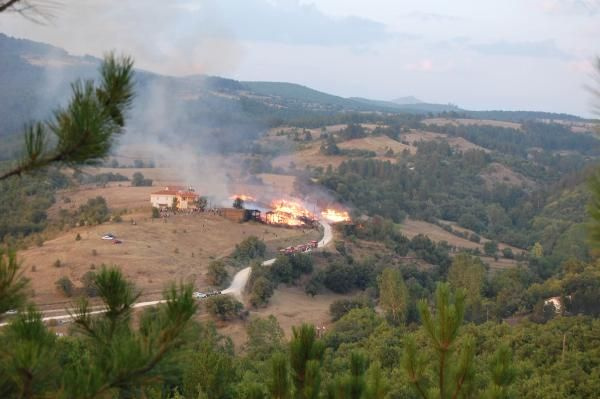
[2, 0, 599, 116]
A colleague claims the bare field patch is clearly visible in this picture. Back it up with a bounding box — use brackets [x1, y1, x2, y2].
[480, 162, 535, 189]
[423, 118, 522, 130]
[400, 218, 522, 254]
[272, 135, 409, 171]
[446, 137, 490, 153]
[221, 285, 349, 349]
[20, 214, 313, 306]
[401, 130, 445, 144]
[337, 135, 411, 155]
[51, 185, 157, 218]
[256, 174, 297, 194]
[272, 143, 349, 170]
[402, 130, 488, 153]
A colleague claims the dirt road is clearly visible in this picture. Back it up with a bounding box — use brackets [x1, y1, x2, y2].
[222, 221, 332, 299]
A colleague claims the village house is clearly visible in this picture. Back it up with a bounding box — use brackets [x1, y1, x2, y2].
[150, 186, 199, 210]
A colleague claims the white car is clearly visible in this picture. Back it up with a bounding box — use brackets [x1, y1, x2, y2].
[5, 309, 17, 315]
[101, 234, 115, 240]
[192, 292, 207, 299]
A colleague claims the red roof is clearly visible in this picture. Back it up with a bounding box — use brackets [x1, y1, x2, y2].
[151, 189, 199, 198]
[151, 189, 179, 195]
[179, 191, 199, 199]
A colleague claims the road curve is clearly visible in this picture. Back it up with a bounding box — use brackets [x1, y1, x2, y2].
[223, 220, 332, 299]
[0, 221, 333, 327]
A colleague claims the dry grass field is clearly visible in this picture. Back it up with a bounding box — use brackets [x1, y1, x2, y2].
[272, 142, 349, 170]
[401, 130, 489, 153]
[422, 118, 522, 130]
[337, 135, 411, 155]
[256, 173, 297, 195]
[220, 286, 351, 349]
[20, 212, 315, 306]
[401, 218, 522, 252]
[51, 185, 157, 218]
[480, 162, 535, 189]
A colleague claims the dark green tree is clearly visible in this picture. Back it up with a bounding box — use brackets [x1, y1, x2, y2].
[403, 283, 516, 399]
[0, 266, 197, 398]
[403, 283, 476, 398]
[207, 260, 229, 287]
[0, 249, 29, 316]
[205, 295, 244, 321]
[270, 352, 291, 399]
[289, 324, 325, 399]
[0, 54, 135, 180]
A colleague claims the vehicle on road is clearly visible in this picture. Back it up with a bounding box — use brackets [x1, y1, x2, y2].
[113, 239, 123, 244]
[5, 309, 17, 315]
[193, 292, 207, 299]
[102, 234, 115, 240]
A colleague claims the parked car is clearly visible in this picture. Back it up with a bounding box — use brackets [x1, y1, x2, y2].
[113, 239, 123, 244]
[5, 309, 17, 315]
[102, 234, 115, 240]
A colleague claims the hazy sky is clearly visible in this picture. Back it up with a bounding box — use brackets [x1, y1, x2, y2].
[2, 0, 599, 116]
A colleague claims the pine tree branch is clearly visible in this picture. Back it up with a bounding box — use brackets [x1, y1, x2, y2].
[0, 54, 134, 182]
[0, 0, 21, 12]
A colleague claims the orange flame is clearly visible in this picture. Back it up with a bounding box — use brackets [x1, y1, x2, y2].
[320, 208, 351, 223]
[266, 199, 315, 226]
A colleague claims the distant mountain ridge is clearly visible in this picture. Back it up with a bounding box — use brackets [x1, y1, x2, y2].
[0, 32, 589, 151]
[392, 96, 423, 104]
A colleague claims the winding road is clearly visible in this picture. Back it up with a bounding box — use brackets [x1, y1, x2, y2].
[222, 220, 332, 299]
[0, 221, 333, 326]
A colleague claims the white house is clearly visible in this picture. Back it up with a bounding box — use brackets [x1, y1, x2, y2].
[150, 186, 199, 210]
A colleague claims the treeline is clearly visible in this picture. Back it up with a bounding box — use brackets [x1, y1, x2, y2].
[0, 168, 68, 243]
[318, 140, 590, 262]
[426, 121, 600, 157]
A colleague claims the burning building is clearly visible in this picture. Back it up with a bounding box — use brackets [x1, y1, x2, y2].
[264, 199, 317, 227]
[320, 208, 351, 223]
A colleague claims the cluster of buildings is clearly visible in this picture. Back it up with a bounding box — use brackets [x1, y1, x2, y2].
[150, 186, 199, 210]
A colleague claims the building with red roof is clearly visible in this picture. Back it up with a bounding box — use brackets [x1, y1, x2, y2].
[150, 186, 199, 210]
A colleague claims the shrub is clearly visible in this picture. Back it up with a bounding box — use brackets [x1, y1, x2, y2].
[330, 297, 373, 321]
[205, 295, 244, 320]
[151, 207, 160, 218]
[75, 233, 81, 241]
[502, 247, 514, 259]
[53, 259, 61, 268]
[81, 271, 98, 297]
[323, 263, 357, 294]
[484, 240, 499, 256]
[92, 249, 98, 256]
[31, 265, 36, 272]
[232, 236, 266, 260]
[207, 260, 229, 287]
[305, 272, 324, 297]
[269, 254, 314, 285]
[249, 277, 274, 307]
[469, 233, 481, 243]
[113, 214, 122, 223]
[55, 276, 74, 297]
[131, 172, 153, 187]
